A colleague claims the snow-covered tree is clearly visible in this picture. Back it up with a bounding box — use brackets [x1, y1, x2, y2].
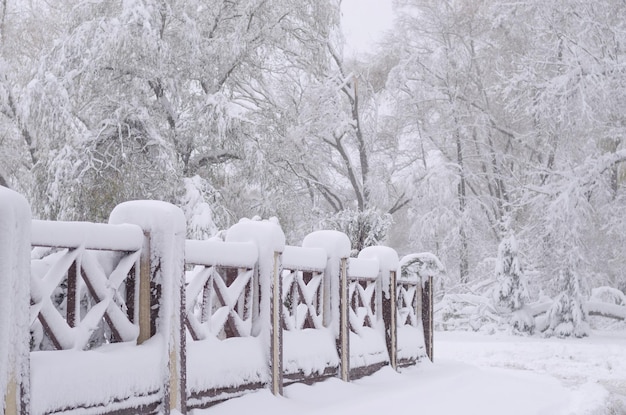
[545, 267, 590, 338]
[492, 228, 533, 333]
[320, 208, 392, 254]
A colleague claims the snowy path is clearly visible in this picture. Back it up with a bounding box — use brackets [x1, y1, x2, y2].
[191, 330, 626, 414]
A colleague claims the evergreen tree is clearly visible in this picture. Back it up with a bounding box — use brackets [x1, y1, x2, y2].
[545, 267, 590, 338]
[492, 230, 534, 333]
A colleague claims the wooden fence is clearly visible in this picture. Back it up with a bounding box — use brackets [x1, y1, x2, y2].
[0, 188, 436, 415]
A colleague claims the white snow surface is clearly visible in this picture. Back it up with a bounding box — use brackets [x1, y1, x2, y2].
[185, 239, 258, 268]
[191, 330, 626, 415]
[283, 329, 339, 376]
[226, 218, 285, 255]
[31, 336, 164, 415]
[358, 246, 399, 272]
[347, 257, 379, 279]
[301, 230, 351, 259]
[282, 246, 327, 272]
[396, 325, 426, 360]
[31, 220, 143, 251]
[187, 336, 268, 395]
[358, 246, 398, 298]
[399, 252, 445, 283]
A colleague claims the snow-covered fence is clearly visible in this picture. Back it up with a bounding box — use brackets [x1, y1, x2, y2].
[184, 238, 264, 409]
[0, 193, 436, 415]
[281, 245, 340, 385]
[345, 252, 390, 378]
[25, 201, 187, 415]
[396, 255, 430, 366]
[20, 203, 223, 414]
[30, 220, 143, 351]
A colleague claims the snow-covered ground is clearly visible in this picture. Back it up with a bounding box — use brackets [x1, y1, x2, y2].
[192, 329, 626, 415]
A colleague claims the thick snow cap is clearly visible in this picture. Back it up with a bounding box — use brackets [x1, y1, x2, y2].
[282, 245, 327, 272]
[31, 220, 143, 251]
[358, 246, 399, 273]
[225, 218, 285, 254]
[302, 230, 351, 259]
[400, 252, 445, 281]
[359, 246, 399, 297]
[347, 257, 379, 279]
[109, 200, 186, 236]
[185, 239, 258, 268]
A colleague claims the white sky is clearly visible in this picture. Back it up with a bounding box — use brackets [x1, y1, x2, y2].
[341, 0, 394, 56]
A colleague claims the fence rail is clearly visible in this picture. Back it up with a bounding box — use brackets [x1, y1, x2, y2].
[0, 189, 436, 415]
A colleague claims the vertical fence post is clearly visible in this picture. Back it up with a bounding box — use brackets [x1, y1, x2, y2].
[109, 201, 187, 414]
[338, 257, 350, 382]
[388, 270, 397, 370]
[137, 231, 153, 344]
[0, 188, 31, 415]
[270, 251, 284, 396]
[422, 276, 434, 362]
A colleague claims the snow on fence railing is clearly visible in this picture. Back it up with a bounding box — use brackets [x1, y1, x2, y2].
[184, 238, 265, 410]
[345, 255, 388, 378]
[281, 245, 339, 385]
[30, 220, 143, 351]
[25, 201, 188, 415]
[0, 193, 437, 415]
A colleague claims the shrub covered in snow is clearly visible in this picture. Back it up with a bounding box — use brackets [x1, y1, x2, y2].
[320, 209, 392, 254]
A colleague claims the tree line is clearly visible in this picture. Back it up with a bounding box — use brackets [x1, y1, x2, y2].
[1, 0, 624, 334]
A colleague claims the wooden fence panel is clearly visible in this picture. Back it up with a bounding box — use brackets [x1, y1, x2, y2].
[281, 245, 339, 385]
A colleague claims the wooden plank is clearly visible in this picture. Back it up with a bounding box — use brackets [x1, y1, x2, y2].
[41, 391, 162, 415]
[283, 365, 339, 386]
[66, 261, 77, 328]
[270, 251, 284, 396]
[80, 267, 123, 343]
[339, 257, 350, 382]
[4, 376, 17, 415]
[179, 272, 188, 415]
[389, 270, 397, 370]
[37, 313, 63, 350]
[349, 361, 388, 381]
[422, 276, 434, 362]
[187, 382, 265, 410]
[138, 232, 152, 344]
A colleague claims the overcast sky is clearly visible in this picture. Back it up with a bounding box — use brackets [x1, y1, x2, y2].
[341, 0, 394, 56]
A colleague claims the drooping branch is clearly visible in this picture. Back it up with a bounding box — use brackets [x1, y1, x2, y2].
[388, 192, 411, 215]
[192, 151, 242, 169]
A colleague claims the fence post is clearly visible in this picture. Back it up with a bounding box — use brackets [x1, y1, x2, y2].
[422, 276, 434, 362]
[270, 251, 283, 396]
[0, 187, 31, 415]
[338, 257, 350, 382]
[388, 270, 397, 370]
[109, 201, 187, 414]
